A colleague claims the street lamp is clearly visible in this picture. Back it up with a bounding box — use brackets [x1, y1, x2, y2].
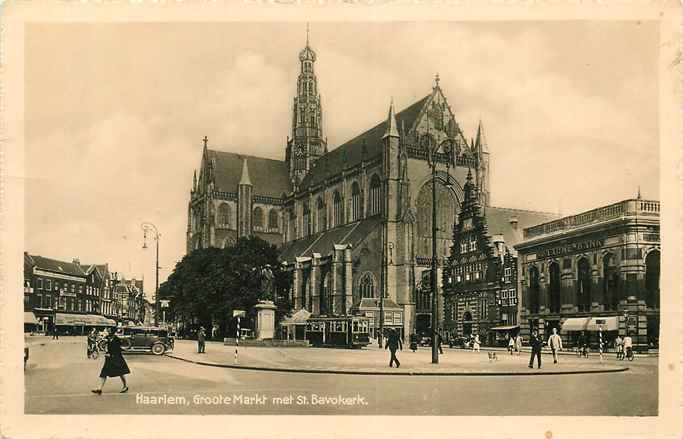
[421, 133, 456, 365]
[142, 222, 160, 326]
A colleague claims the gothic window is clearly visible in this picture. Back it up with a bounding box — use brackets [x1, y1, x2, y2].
[302, 201, 311, 237]
[253, 207, 264, 231]
[333, 190, 343, 228]
[351, 182, 361, 222]
[359, 272, 376, 299]
[416, 180, 457, 255]
[268, 209, 279, 231]
[217, 203, 231, 228]
[316, 196, 326, 233]
[368, 174, 381, 216]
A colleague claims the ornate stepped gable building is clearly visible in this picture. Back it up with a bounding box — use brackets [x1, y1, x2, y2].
[441, 170, 558, 345]
[186, 34, 556, 338]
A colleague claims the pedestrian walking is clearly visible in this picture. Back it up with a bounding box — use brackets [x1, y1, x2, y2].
[91, 331, 130, 394]
[197, 327, 206, 353]
[508, 335, 515, 355]
[472, 334, 481, 352]
[615, 335, 624, 360]
[52, 324, 59, 340]
[547, 327, 563, 364]
[385, 328, 403, 368]
[435, 332, 444, 354]
[528, 329, 543, 369]
[515, 334, 523, 355]
[409, 333, 418, 352]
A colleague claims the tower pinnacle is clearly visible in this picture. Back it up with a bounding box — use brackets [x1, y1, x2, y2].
[239, 158, 252, 186]
[383, 99, 400, 139]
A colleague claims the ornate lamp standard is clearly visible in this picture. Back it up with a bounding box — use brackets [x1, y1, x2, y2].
[421, 133, 456, 364]
[141, 222, 160, 326]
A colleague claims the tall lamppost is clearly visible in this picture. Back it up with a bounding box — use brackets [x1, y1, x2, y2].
[142, 222, 160, 326]
[421, 133, 456, 364]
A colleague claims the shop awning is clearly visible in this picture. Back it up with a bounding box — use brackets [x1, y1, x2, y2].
[490, 325, 520, 331]
[560, 317, 590, 332]
[587, 316, 618, 331]
[24, 312, 38, 325]
[56, 313, 117, 326]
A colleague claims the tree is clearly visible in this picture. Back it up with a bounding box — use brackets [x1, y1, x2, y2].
[159, 237, 292, 337]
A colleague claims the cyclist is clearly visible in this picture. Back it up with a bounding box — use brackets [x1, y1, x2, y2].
[87, 328, 98, 359]
[623, 333, 634, 360]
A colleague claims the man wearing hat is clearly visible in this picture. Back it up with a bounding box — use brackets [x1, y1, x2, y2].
[197, 326, 206, 354]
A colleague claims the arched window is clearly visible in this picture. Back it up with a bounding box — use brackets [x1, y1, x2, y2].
[268, 209, 279, 231]
[316, 197, 326, 233]
[333, 191, 343, 228]
[253, 207, 264, 231]
[359, 272, 375, 299]
[577, 257, 592, 312]
[351, 182, 361, 222]
[310, 114, 315, 127]
[368, 174, 382, 216]
[645, 250, 660, 309]
[528, 266, 540, 314]
[603, 253, 619, 310]
[549, 262, 561, 314]
[320, 271, 330, 315]
[302, 201, 311, 237]
[217, 203, 231, 228]
[416, 180, 457, 256]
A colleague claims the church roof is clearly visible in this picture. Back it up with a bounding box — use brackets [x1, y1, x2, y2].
[207, 149, 290, 198]
[484, 206, 559, 250]
[279, 216, 383, 263]
[299, 96, 430, 190]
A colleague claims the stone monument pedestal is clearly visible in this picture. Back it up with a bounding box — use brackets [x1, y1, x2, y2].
[254, 300, 277, 340]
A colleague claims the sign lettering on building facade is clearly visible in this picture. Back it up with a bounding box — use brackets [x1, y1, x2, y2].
[536, 239, 605, 258]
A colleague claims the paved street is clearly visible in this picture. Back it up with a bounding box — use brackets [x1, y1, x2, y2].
[25, 337, 658, 416]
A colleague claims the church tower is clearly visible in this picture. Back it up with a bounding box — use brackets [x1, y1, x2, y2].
[475, 120, 491, 207]
[286, 25, 327, 186]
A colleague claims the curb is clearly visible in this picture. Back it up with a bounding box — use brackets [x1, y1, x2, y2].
[166, 354, 629, 377]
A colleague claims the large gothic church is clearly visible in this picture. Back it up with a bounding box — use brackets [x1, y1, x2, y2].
[186, 34, 557, 338]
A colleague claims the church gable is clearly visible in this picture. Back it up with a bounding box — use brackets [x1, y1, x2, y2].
[405, 84, 469, 154]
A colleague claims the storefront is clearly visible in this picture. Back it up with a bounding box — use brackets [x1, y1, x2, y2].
[515, 198, 660, 351]
[55, 313, 117, 335]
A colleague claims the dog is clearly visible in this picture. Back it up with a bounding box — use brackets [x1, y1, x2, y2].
[487, 351, 498, 362]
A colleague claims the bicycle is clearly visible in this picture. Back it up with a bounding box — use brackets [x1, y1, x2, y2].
[625, 347, 635, 361]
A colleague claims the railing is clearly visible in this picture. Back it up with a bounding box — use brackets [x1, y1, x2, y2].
[405, 145, 478, 168]
[523, 199, 660, 239]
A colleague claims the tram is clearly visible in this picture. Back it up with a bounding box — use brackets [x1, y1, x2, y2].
[305, 315, 371, 348]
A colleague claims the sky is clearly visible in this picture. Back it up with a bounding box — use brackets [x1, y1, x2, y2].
[24, 21, 660, 297]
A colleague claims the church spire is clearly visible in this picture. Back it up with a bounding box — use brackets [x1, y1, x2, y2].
[383, 99, 400, 139]
[475, 119, 488, 153]
[287, 23, 327, 184]
[239, 158, 252, 186]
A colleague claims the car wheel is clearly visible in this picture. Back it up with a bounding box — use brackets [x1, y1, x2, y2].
[120, 338, 132, 350]
[151, 343, 166, 356]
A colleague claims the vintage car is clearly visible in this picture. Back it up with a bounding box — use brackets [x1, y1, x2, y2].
[117, 326, 174, 355]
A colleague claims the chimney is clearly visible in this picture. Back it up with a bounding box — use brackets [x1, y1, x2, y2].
[509, 216, 518, 230]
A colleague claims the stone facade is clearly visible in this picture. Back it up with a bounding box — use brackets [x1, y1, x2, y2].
[515, 198, 661, 351]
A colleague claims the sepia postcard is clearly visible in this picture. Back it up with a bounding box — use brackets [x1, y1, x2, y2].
[1, 1, 681, 438]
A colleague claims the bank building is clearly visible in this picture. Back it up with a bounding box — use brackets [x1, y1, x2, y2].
[514, 197, 660, 351]
[186, 32, 576, 339]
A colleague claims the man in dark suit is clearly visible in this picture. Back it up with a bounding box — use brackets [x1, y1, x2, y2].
[528, 329, 543, 369]
[385, 328, 403, 368]
[197, 327, 206, 353]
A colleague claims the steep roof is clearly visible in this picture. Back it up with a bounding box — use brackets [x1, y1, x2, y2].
[279, 216, 383, 264]
[28, 255, 86, 277]
[299, 96, 430, 190]
[207, 149, 291, 198]
[484, 206, 559, 250]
